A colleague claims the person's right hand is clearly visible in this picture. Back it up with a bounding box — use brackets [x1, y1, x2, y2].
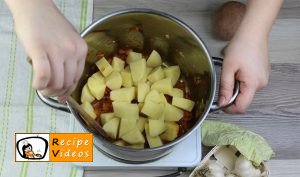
[10, 0, 87, 102]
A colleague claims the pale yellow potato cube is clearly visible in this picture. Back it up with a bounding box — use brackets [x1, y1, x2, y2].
[137, 117, 147, 132]
[137, 83, 150, 102]
[119, 118, 137, 138]
[127, 51, 142, 64]
[121, 127, 145, 144]
[160, 93, 168, 104]
[112, 56, 125, 71]
[144, 89, 162, 103]
[120, 69, 133, 88]
[100, 113, 114, 126]
[110, 87, 135, 102]
[170, 88, 184, 98]
[138, 102, 144, 110]
[112, 102, 139, 120]
[87, 73, 106, 100]
[147, 66, 165, 83]
[145, 123, 163, 148]
[130, 59, 146, 82]
[80, 84, 95, 103]
[160, 122, 179, 141]
[134, 67, 152, 85]
[151, 78, 173, 95]
[127, 143, 144, 149]
[148, 119, 166, 137]
[164, 103, 184, 121]
[96, 57, 113, 77]
[105, 71, 122, 90]
[141, 101, 164, 119]
[172, 97, 195, 112]
[146, 50, 162, 67]
[80, 102, 97, 119]
[164, 65, 181, 86]
[103, 117, 120, 139]
[113, 140, 126, 147]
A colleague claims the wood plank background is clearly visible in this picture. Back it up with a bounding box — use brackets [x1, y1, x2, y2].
[86, 0, 300, 176]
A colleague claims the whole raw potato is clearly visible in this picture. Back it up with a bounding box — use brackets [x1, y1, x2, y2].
[213, 1, 246, 41]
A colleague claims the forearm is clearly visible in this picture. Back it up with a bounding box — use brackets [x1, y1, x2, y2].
[234, 0, 283, 41]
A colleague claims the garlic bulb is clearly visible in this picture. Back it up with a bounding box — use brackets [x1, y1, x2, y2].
[234, 155, 262, 177]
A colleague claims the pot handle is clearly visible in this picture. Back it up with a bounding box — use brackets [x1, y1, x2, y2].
[210, 57, 240, 112]
[36, 90, 71, 113]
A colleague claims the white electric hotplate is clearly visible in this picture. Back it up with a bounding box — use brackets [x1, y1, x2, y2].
[69, 115, 202, 170]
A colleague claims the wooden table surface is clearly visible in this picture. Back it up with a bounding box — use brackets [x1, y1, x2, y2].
[85, 0, 300, 176]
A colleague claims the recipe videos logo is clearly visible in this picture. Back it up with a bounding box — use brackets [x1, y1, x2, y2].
[15, 133, 93, 162]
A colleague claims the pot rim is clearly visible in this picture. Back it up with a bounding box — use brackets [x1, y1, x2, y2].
[77, 8, 217, 152]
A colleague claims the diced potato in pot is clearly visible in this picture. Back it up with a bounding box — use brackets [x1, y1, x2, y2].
[145, 123, 163, 148]
[164, 103, 184, 122]
[105, 71, 122, 90]
[80, 102, 97, 119]
[151, 78, 173, 95]
[130, 59, 146, 82]
[127, 143, 144, 149]
[164, 65, 181, 86]
[144, 89, 162, 103]
[81, 84, 95, 103]
[87, 72, 106, 100]
[112, 102, 139, 120]
[100, 113, 114, 126]
[147, 66, 164, 83]
[160, 122, 179, 141]
[112, 56, 125, 71]
[127, 51, 142, 64]
[172, 97, 195, 112]
[110, 87, 135, 102]
[141, 101, 164, 119]
[137, 117, 147, 132]
[113, 140, 126, 147]
[148, 119, 166, 137]
[146, 50, 162, 67]
[134, 67, 153, 85]
[120, 69, 133, 88]
[170, 88, 184, 98]
[119, 118, 137, 138]
[137, 83, 150, 102]
[96, 57, 113, 77]
[121, 127, 145, 144]
[103, 117, 120, 139]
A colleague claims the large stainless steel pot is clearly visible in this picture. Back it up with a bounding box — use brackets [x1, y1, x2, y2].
[37, 9, 239, 163]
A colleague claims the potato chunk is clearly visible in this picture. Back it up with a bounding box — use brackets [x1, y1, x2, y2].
[130, 59, 146, 82]
[112, 56, 125, 71]
[148, 119, 166, 137]
[127, 51, 142, 64]
[160, 122, 179, 141]
[100, 113, 114, 126]
[81, 84, 95, 103]
[110, 87, 135, 102]
[141, 101, 164, 119]
[137, 117, 147, 132]
[164, 65, 181, 86]
[144, 89, 162, 103]
[96, 57, 113, 77]
[103, 117, 120, 139]
[146, 50, 162, 67]
[112, 102, 139, 120]
[87, 72, 106, 100]
[170, 88, 184, 98]
[121, 127, 145, 144]
[119, 118, 137, 138]
[164, 103, 184, 121]
[172, 97, 195, 111]
[80, 102, 97, 119]
[137, 83, 150, 102]
[147, 66, 164, 83]
[151, 78, 173, 95]
[120, 69, 133, 88]
[145, 123, 163, 148]
[105, 71, 122, 90]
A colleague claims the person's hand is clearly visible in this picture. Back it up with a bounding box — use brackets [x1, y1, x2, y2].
[11, 0, 87, 102]
[218, 35, 270, 113]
